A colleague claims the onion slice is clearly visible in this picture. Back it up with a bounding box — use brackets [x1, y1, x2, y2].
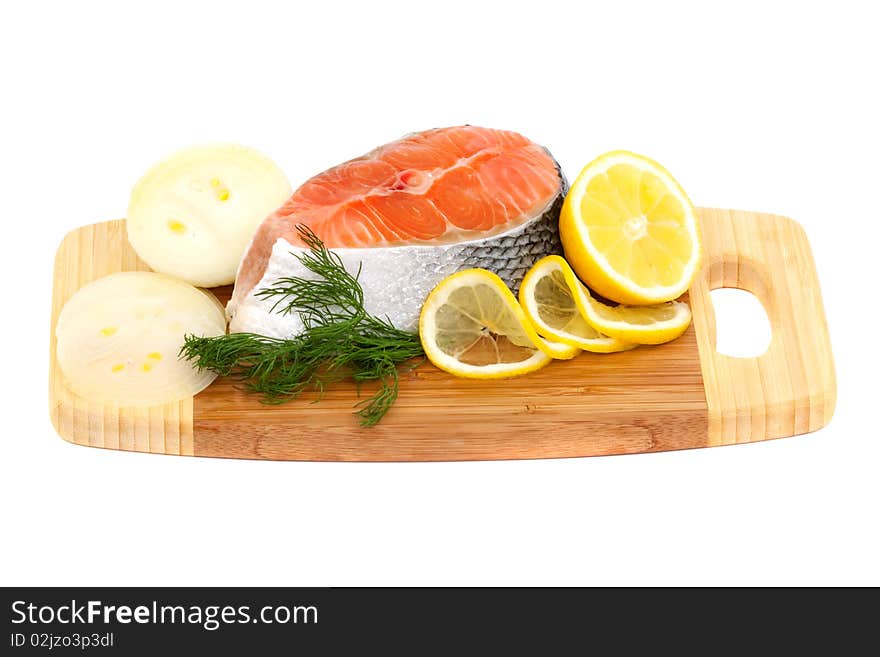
[55, 272, 226, 406]
[127, 144, 292, 287]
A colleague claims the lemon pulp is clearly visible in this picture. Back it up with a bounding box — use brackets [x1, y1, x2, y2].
[560, 151, 701, 305]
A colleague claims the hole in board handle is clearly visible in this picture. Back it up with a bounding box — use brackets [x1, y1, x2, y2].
[709, 288, 772, 358]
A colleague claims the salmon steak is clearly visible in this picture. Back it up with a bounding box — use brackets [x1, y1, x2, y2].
[229, 126, 565, 337]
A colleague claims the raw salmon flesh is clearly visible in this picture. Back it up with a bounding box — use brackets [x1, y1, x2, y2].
[229, 126, 565, 337]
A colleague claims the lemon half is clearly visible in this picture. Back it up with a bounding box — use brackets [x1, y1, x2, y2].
[560, 151, 701, 305]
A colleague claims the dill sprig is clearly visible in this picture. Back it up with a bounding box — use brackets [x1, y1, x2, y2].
[180, 225, 424, 426]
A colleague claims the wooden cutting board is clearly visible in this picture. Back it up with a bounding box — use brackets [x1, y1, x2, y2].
[48, 208, 835, 461]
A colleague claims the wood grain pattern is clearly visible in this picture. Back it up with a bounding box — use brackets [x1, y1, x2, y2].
[48, 222, 195, 456]
[689, 208, 836, 445]
[48, 210, 835, 460]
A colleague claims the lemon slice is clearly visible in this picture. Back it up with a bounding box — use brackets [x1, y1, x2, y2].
[560, 150, 701, 305]
[519, 257, 635, 353]
[521, 256, 691, 346]
[419, 269, 579, 379]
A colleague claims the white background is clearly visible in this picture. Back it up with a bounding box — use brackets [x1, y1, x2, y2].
[1, 0, 876, 586]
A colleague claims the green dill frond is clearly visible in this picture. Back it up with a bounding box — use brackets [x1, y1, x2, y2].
[180, 225, 423, 426]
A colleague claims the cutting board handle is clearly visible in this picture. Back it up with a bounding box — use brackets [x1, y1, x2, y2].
[690, 208, 836, 445]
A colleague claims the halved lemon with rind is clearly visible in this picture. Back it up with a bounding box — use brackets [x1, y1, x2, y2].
[560, 150, 701, 305]
[419, 269, 579, 379]
[519, 257, 636, 353]
[521, 256, 692, 346]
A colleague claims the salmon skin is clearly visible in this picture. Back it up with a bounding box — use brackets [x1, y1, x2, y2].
[229, 126, 565, 337]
